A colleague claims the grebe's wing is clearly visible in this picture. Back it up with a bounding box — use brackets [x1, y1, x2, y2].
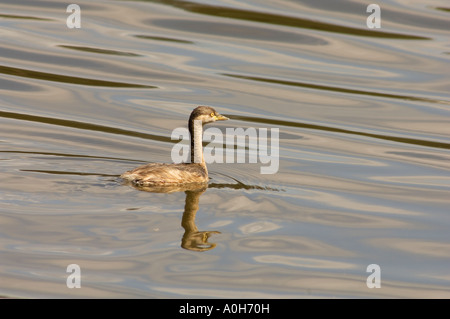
[121, 163, 207, 186]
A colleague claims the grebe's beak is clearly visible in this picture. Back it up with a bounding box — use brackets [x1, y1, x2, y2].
[215, 114, 228, 121]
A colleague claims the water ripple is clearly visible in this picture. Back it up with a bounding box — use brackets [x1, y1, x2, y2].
[223, 73, 450, 105]
[58, 45, 142, 57]
[0, 65, 155, 88]
[150, 0, 430, 39]
[229, 113, 450, 150]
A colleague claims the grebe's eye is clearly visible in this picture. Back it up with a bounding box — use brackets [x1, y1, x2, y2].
[210, 112, 215, 117]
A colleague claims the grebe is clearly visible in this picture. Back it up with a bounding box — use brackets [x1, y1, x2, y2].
[121, 106, 228, 187]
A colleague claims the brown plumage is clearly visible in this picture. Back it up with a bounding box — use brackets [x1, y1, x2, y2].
[121, 106, 228, 187]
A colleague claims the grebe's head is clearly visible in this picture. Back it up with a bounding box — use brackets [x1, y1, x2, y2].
[189, 106, 228, 125]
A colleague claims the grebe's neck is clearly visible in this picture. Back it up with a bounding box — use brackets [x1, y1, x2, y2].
[189, 119, 204, 164]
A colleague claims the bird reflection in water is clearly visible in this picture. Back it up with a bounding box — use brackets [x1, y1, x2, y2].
[124, 181, 220, 252]
[123, 179, 280, 251]
[181, 187, 220, 252]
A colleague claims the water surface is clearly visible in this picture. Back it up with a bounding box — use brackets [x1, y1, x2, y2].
[1, 0, 450, 298]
